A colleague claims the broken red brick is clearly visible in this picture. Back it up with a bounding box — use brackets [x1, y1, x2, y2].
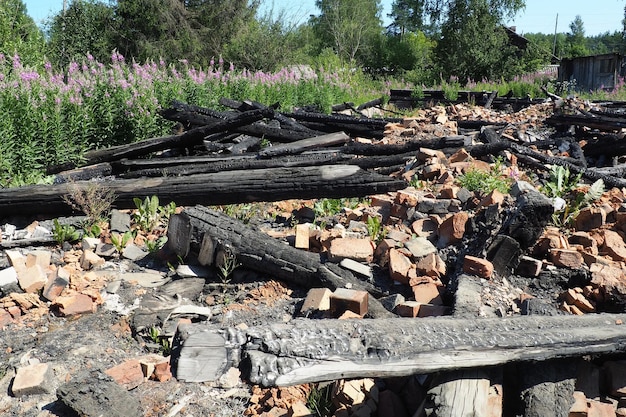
[52, 293, 96, 316]
[301, 288, 332, 313]
[437, 212, 469, 246]
[462, 256, 494, 279]
[550, 249, 584, 269]
[574, 207, 606, 231]
[388, 248, 414, 285]
[602, 230, 626, 262]
[105, 359, 145, 390]
[328, 238, 374, 263]
[411, 281, 443, 305]
[330, 288, 368, 317]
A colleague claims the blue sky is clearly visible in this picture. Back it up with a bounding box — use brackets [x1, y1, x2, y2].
[22, 0, 626, 36]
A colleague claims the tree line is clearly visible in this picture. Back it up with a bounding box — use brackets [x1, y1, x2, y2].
[2, 0, 626, 85]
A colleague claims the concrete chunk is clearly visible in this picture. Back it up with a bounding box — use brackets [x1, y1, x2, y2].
[12, 363, 55, 396]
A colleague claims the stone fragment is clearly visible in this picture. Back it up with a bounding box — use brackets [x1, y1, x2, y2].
[17, 264, 47, 293]
[5, 249, 26, 269]
[385, 229, 412, 243]
[122, 244, 148, 261]
[395, 301, 422, 317]
[568, 391, 588, 416]
[388, 248, 414, 284]
[479, 189, 505, 208]
[289, 401, 313, 417]
[404, 237, 437, 258]
[11, 362, 55, 396]
[395, 190, 419, 207]
[120, 272, 169, 288]
[95, 243, 117, 257]
[301, 288, 332, 313]
[411, 281, 442, 305]
[379, 294, 405, 312]
[438, 185, 460, 199]
[449, 148, 470, 163]
[328, 238, 374, 263]
[462, 256, 494, 279]
[52, 293, 96, 316]
[81, 237, 101, 251]
[575, 207, 606, 231]
[42, 266, 71, 301]
[217, 366, 240, 388]
[0, 266, 18, 287]
[57, 371, 143, 417]
[25, 250, 52, 269]
[550, 249, 584, 269]
[330, 288, 368, 317]
[339, 258, 373, 279]
[437, 212, 469, 247]
[602, 230, 626, 262]
[110, 209, 131, 233]
[105, 359, 144, 390]
[80, 249, 105, 270]
[587, 399, 617, 417]
[153, 361, 172, 382]
[415, 252, 446, 278]
[294, 224, 310, 250]
[0, 309, 13, 328]
[516, 256, 543, 277]
[411, 218, 439, 240]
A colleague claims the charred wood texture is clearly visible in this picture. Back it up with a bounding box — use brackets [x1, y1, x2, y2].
[166, 205, 392, 318]
[171, 313, 626, 386]
[0, 166, 406, 217]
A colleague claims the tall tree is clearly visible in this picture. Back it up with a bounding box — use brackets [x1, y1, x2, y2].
[388, 0, 426, 35]
[114, 0, 259, 67]
[0, 0, 45, 66]
[311, 0, 383, 64]
[46, 0, 116, 69]
[566, 15, 589, 57]
[434, 0, 525, 82]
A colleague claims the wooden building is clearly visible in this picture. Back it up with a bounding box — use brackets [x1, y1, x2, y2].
[558, 53, 626, 92]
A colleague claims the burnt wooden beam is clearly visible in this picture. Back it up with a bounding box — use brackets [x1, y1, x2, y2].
[171, 313, 626, 386]
[166, 206, 392, 317]
[47, 108, 272, 174]
[546, 114, 626, 131]
[2, 166, 405, 217]
[258, 132, 350, 158]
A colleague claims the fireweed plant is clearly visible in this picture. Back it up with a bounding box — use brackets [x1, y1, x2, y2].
[0, 53, 385, 187]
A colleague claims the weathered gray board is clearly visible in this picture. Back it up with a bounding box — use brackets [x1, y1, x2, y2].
[171, 313, 626, 386]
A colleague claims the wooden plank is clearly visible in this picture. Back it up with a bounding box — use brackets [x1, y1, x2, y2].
[0, 165, 406, 217]
[172, 313, 626, 386]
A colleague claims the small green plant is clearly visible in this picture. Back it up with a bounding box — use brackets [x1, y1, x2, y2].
[82, 222, 102, 238]
[313, 198, 361, 218]
[307, 383, 334, 417]
[148, 326, 171, 356]
[145, 236, 168, 253]
[52, 219, 81, 244]
[542, 166, 605, 227]
[541, 165, 582, 199]
[133, 195, 176, 232]
[110, 231, 134, 252]
[217, 246, 241, 284]
[457, 158, 511, 194]
[366, 215, 387, 244]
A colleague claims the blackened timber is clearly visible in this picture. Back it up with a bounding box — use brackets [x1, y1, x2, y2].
[258, 132, 350, 158]
[356, 97, 383, 111]
[546, 114, 626, 131]
[219, 98, 319, 135]
[297, 121, 385, 139]
[46, 109, 272, 174]
[171, 313, 626, 386]
[469, 140, 626, 188]
[116, 152, 353, 178]
[285, 110, 400, 128]
[344, 135, 470, 156]
[0, 165, 406, 217]
[166, 206, 392, 318]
